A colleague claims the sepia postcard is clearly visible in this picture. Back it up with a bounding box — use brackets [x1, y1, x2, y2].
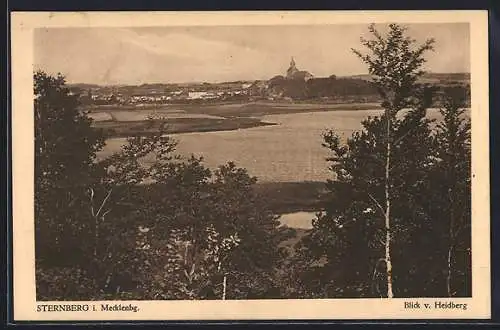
[11, 10, 490, 321]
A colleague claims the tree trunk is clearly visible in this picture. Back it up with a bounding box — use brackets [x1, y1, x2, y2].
[385, 113, 394, 298]
[447, 192, 456, 297]
[446, 244, 453, 297]
[94, 217, 99, 258]
[222, 275, 227, 300]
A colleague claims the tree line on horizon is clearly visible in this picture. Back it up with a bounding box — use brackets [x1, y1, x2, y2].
[34, 23, 471, 300]
[265, 73, 470, 104]
[70, 70, 470, 107]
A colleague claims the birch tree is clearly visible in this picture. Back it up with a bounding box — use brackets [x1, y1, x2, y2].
[352, 24, 435, 298]
[296, 24, 437, 298]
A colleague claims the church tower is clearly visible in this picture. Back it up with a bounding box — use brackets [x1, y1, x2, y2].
[286, 56, 299, 78]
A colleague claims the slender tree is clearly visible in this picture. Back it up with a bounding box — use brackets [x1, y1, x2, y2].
[429, 87, 471, 296]
[352, 24, 435, 298]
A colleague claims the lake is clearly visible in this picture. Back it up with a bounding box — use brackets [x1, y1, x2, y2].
[98, 108, 462, 183]
[279, 211, 316, 229]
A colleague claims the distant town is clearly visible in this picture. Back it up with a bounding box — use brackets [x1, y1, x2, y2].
[69, 58, 471, 107]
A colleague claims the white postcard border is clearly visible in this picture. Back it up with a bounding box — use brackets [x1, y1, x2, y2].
[11, 10, 490, 321]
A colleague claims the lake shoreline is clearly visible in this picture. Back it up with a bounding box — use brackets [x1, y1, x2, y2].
[91, 101, 383, 138]
[94, 118, 278, 138]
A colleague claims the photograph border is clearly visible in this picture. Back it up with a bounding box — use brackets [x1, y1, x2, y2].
[9, 10, 491, 322]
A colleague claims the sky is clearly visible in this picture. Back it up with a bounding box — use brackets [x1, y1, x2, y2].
[34, 23, 470, 85]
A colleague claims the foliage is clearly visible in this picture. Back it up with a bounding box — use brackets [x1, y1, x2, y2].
[34, 71, 106, 268]
[34, 70, 105, 190]
[294, 107, 437, 297]
[35, 73, 284, 300]
[306, 78, 376, 99]
[291, 23, 471, 298]
[36, 266, 104, 301]
[425, 87, 472, 297]
[34, 21, 472, 301]
[352, 23, 435, 112]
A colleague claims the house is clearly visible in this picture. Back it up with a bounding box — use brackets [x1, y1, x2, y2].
[188, 91, 209, 99]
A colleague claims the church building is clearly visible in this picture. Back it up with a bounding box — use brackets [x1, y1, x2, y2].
[286, 57, 314, 81]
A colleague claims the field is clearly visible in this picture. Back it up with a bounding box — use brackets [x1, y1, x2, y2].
[89, 101, 382, 137]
